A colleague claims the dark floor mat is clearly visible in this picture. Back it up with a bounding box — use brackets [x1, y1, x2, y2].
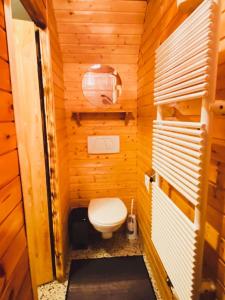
[66, 256, 156, 300]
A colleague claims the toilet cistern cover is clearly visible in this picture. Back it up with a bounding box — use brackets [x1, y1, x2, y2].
[89, 198, 127, 225]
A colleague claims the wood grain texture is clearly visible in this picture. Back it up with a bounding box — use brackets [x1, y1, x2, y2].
[0, 203, 24, 259]
[0, 247, 30, 300]
[0, 0, 5, 29]
[52, 0, 146, 63]
[0, 26, 8, 60]
[51, 0, 144, 212]
[0, 2, 33, 299]
[11, 19, 53, 285]
[0, 59, 11, 91]
[0, 228, 27, 294]
[53, 1, 146, 12]
[0, 90, 14, 121]
[137, 0, 225, 298]
[47, 0, 70, 280]
[211, 7, 225, 297]
[0, 177, 22, 224]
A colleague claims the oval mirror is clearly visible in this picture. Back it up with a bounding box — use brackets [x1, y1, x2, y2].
[82, 65, 122, 107]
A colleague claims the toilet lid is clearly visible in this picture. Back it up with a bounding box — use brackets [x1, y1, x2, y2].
[88, 198, 127, 226]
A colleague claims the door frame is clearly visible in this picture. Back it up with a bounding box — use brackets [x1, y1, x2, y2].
[38, 27, 67, 280]
[35, 29, 56, 278]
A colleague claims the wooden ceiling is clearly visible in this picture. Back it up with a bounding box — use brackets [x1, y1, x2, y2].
[52, 0, 147, 64]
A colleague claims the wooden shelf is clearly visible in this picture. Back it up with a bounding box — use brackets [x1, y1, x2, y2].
[71, 111, 134, 126]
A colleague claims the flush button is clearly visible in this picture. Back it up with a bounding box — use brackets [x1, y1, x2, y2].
[87, 136, 120, 154]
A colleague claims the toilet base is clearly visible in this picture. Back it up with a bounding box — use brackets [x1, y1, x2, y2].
[102, 232, 113, 239]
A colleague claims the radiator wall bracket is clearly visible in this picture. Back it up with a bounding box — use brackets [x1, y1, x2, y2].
[211, 100, 225, 115]
[199, 279, 217, 294]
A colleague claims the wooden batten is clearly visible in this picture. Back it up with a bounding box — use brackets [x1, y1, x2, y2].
[39, 28, 69, 280]
[71, 111, 134, 126]
[45, 0, 70, 280]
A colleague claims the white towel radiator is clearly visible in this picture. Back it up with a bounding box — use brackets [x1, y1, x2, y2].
[151, 1, 220, 299]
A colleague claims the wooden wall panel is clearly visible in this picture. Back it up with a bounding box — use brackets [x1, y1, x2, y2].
[0, 1, 34, 299]
[137, 0, 225, 298]
[47, 0, 70, 279]
[67, 116, 137, 209]
[64, 64, 137, 209]
[52, 0, 146, 210]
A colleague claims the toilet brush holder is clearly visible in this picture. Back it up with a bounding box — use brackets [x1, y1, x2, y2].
[126, 214, 138, 241]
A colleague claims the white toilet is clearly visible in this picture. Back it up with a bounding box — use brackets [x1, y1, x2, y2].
[88, 197, 127, 239]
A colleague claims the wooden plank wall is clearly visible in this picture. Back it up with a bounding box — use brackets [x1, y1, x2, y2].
[52, 0, 147, 210]
[0, 1, 33, 299]
[207, 1, 225, 297]
[137, 0, 225, 299]
[47, 0, 70, 277]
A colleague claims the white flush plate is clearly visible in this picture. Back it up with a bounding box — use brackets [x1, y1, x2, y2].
[87, 136, 120, 154]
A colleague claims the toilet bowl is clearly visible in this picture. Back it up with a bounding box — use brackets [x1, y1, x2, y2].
[88, 197, 127, 239]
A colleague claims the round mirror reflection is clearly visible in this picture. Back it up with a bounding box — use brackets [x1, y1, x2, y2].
[82, 65, 122, 106]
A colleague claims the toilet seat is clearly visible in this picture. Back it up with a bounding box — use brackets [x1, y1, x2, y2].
[88, 197, 127, 226]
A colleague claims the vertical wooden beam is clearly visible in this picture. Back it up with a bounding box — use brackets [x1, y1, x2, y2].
[39, 28, 66, 280]
[13, 19, 53, 285]
[4, 5, 53, 289]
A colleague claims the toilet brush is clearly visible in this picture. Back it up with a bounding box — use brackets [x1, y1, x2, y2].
[126, 198, 138, 240]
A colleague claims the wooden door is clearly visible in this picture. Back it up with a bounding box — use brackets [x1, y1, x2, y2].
[7, 18, 53, 285]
